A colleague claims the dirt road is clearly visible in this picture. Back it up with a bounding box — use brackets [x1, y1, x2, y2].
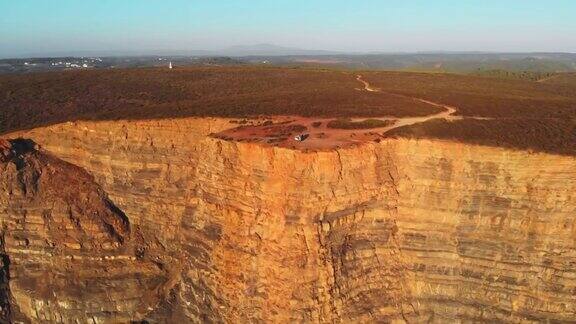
[214, 75, 461, 150]
[355, 75, 458, 133]
[536, 74, 561, 83]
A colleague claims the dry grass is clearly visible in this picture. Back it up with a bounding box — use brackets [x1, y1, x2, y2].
[363, 71, 576, 119]
[0, 66, 438, 134]
[2, 67, 576, 155]
[387, 118, 576, 156]
[361, 71, 576, 155]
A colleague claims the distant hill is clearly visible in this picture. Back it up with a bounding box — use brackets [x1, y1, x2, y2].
[219, 44, 341, 56]
[255, 52, 576, 73]
[2, 50, 576, 75]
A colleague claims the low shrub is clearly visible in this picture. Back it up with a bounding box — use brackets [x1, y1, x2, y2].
[327, 118, 395, 129]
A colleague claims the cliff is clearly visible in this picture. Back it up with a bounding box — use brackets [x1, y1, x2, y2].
[1, 118, 575, 323]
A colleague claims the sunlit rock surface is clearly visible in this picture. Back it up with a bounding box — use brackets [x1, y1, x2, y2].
[1, 118, 575, 323]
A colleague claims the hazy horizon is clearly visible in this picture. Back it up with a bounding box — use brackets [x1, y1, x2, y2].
[2, 0, 576, 59]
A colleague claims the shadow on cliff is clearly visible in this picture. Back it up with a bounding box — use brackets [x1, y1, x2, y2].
[1, 137, 132, 245]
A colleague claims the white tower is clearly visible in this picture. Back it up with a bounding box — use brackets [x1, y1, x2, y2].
[169, 61, 173, 69]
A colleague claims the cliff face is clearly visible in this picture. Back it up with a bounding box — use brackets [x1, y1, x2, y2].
[2, 118, 576, 323]
[0, 138, 172, 323]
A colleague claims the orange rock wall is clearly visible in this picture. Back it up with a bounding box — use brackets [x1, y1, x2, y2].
[2, 118, 576, 322]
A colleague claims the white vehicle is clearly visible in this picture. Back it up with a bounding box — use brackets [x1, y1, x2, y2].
[294, 134, 309, 142]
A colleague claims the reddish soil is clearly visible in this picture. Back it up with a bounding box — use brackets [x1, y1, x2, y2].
[213, 75, 461, 150]
[215, 116, 395, 150]
[0, 66, 438, 134]
[2, 67, 576, 155]
[362, 71, 576, 119]
[363, 72, 576, 155]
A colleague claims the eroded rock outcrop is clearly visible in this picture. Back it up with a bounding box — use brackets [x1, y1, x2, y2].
[2, 119, 576, 323]
[0, 138, 173, 322]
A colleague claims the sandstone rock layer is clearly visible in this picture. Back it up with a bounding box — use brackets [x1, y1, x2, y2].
[1, 118, 575, 323]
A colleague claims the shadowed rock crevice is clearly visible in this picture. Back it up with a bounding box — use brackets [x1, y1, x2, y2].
[0, 237, 11, 323]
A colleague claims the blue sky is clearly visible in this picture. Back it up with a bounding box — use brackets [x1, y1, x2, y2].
[1, 0, 576, 57]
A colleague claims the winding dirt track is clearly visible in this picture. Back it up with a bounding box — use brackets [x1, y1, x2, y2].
[355, 75, 459, 133]
[536, 74, 561, 83]
[214, 75, 461, 150]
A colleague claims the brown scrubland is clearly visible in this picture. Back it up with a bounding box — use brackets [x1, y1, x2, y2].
[2, 67, 576, 323]
[2, 67, 575, 155]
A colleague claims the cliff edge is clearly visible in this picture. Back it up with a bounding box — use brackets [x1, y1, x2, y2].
[1, 118, 575, 322]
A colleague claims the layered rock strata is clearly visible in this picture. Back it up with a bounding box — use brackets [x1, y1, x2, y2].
[1, 118, 575, 323]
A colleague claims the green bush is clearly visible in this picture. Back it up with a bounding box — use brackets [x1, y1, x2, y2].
[326, 118, 394, 129]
